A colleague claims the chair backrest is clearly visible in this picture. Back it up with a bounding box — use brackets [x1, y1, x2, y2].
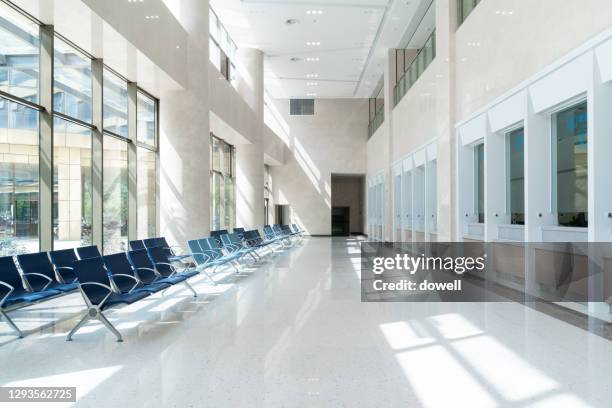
[220, 234, 232, 246]
[76, 245, 102, 260]
[16, 252, 56, 284]
[210, 230, 228, 243]
[188, 240, 208, 266]
[73, 257, 111, 306]
[143, 237, 163, 248]
[103, 253, 137, 293]
[207, 237, 222, 250]
[146, 246, 173, 277]
[197, 238, 211, 250]
[48, 248, 79, 283]
[129, 240, 145, 251]
[233, 227, 245, 237]
[0, 256, 25, 293]
[126, 250, 158, 283]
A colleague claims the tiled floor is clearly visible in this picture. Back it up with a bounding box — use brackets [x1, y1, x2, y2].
[2, 237, 612, 407]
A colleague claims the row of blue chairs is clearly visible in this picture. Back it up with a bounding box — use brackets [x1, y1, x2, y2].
[0, 243, 199, 342]
[1, 224, 305, 342]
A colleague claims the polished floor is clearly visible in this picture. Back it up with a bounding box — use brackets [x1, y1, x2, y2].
[2, 237, 612, 407]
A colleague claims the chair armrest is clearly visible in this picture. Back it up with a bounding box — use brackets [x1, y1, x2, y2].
[22, 273, 53, 291]
[189, 252, 212, 265]
[135, 267, 162, 280]
[200, 249, 222, 260]
[79, 282, 114, 307]
[55, 266, 78, 283]
[109, 274, 141, 294]
[154, 262, 177, 277]
[0, 281, 15, 308]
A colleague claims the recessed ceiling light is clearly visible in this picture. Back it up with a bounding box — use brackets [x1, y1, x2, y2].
[306, 41, 321, 46]
[307, 82, 318, 86]
[145, 15, 159, 19]
[307, 93, 317, 97]
[307, 73, 319, 78]
[306, 10, 323, 15]
[306, 57, 320, 62]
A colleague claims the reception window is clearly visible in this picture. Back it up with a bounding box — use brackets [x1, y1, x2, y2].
[553, 102, 588, 228]
[507, 128, 525, 225]
[474, 143, 484, 223]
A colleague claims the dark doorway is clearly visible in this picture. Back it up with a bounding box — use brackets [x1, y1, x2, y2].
[275, 204, 289, 225]
[332, 207, 350, 236]
[331, 174, 365, 236]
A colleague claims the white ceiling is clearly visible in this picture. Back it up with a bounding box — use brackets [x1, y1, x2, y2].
[211, 0, 432, 99]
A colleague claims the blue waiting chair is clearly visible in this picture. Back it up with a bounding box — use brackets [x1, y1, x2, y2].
[143, 237, 191, 263]
[0, 256, 62, 338]
[233, 228, 245, 239]
[67, 257, 150, 342]
[210, 230, 228, 245]
[103, 253, 172, 295]
[221, 233, 259, 261]
[16, 252, 78, 293]
[129, 240, 146, 251]
[48, 248, 79, 283]
[76, 245, 102, 260]
[128, 249, 197, 297]
[198, 237, 242, 273]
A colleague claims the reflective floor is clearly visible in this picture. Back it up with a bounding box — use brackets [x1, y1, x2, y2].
[2, 237, 612, 407]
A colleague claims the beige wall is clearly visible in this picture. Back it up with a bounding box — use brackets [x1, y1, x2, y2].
[269, 98, 368, 235]
[369, 0, 612, 242]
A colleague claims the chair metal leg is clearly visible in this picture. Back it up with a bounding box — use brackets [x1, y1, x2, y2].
[0, 309, 24, 338]
[97, 312, 123, 342]
[183, 281, 197, 297]
[202, 269, 217, 286]
[66, 311, 92, 341]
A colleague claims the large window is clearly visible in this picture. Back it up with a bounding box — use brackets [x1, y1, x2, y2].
[0, 1, 159, 255]
[210, 135, 235, 230]
[103, 68, 128, 138]
[475, 143, 485, 223]
[553, 102, 588, 228]
[507, 128, 525, 225]
[209, 7, 237, 83]
[393, 30, 436, 106]
[0, 5, 39, 103]
[54, 37, 92, 123]
[0, 98, 39, 255]
[53, 118, 92, 249]
[103, 135, 128, 254]
[458, 0, 481, 26]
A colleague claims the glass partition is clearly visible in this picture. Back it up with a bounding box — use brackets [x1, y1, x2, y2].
[553, 102, 588, 227]
[508, 128, 525, 225]
[103, 135, 128, 253]
[53, 118, 92, 249]
[0, 98, 39, 255]
[103, 69, 128, 137]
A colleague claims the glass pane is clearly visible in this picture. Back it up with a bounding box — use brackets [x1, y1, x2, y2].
[0, 98, 39, 255]
[103, 135, 128, 254]
[508, 128, 525, 225]
[555, 102, 588, 227]
[137, 91, 156, 146]
[225, 176, 234, 229]
[103, 69, 128, 137]
[211, 172, 222, 230]
[475, 143, 485, 223]
[54, 37, 92, 123]
[209, 38, 221, 71]
[209, 9, 219, 42]
[0, 4, 40, 102]
[223, 143, 232, 175]
[212, 137, 221, 171]
[53, 117, 92, 249]
[137, 147, 156, 238]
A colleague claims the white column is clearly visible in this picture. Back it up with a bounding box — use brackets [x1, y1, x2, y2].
[159, 0, 210, 249]
[235, 48, 265, 228]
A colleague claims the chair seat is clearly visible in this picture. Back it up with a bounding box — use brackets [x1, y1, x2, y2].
[102, 291, 150, 310]
[168, 254, 191, 262]
[49, 282, 78, 293]
[157, 275, 188, 285]
[179, 269, 199, 279]
[139, 282, 172, 293]
[3, 288, 61, 307]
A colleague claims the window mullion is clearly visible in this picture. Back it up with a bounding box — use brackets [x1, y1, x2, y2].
[38, 24, 54, 251]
